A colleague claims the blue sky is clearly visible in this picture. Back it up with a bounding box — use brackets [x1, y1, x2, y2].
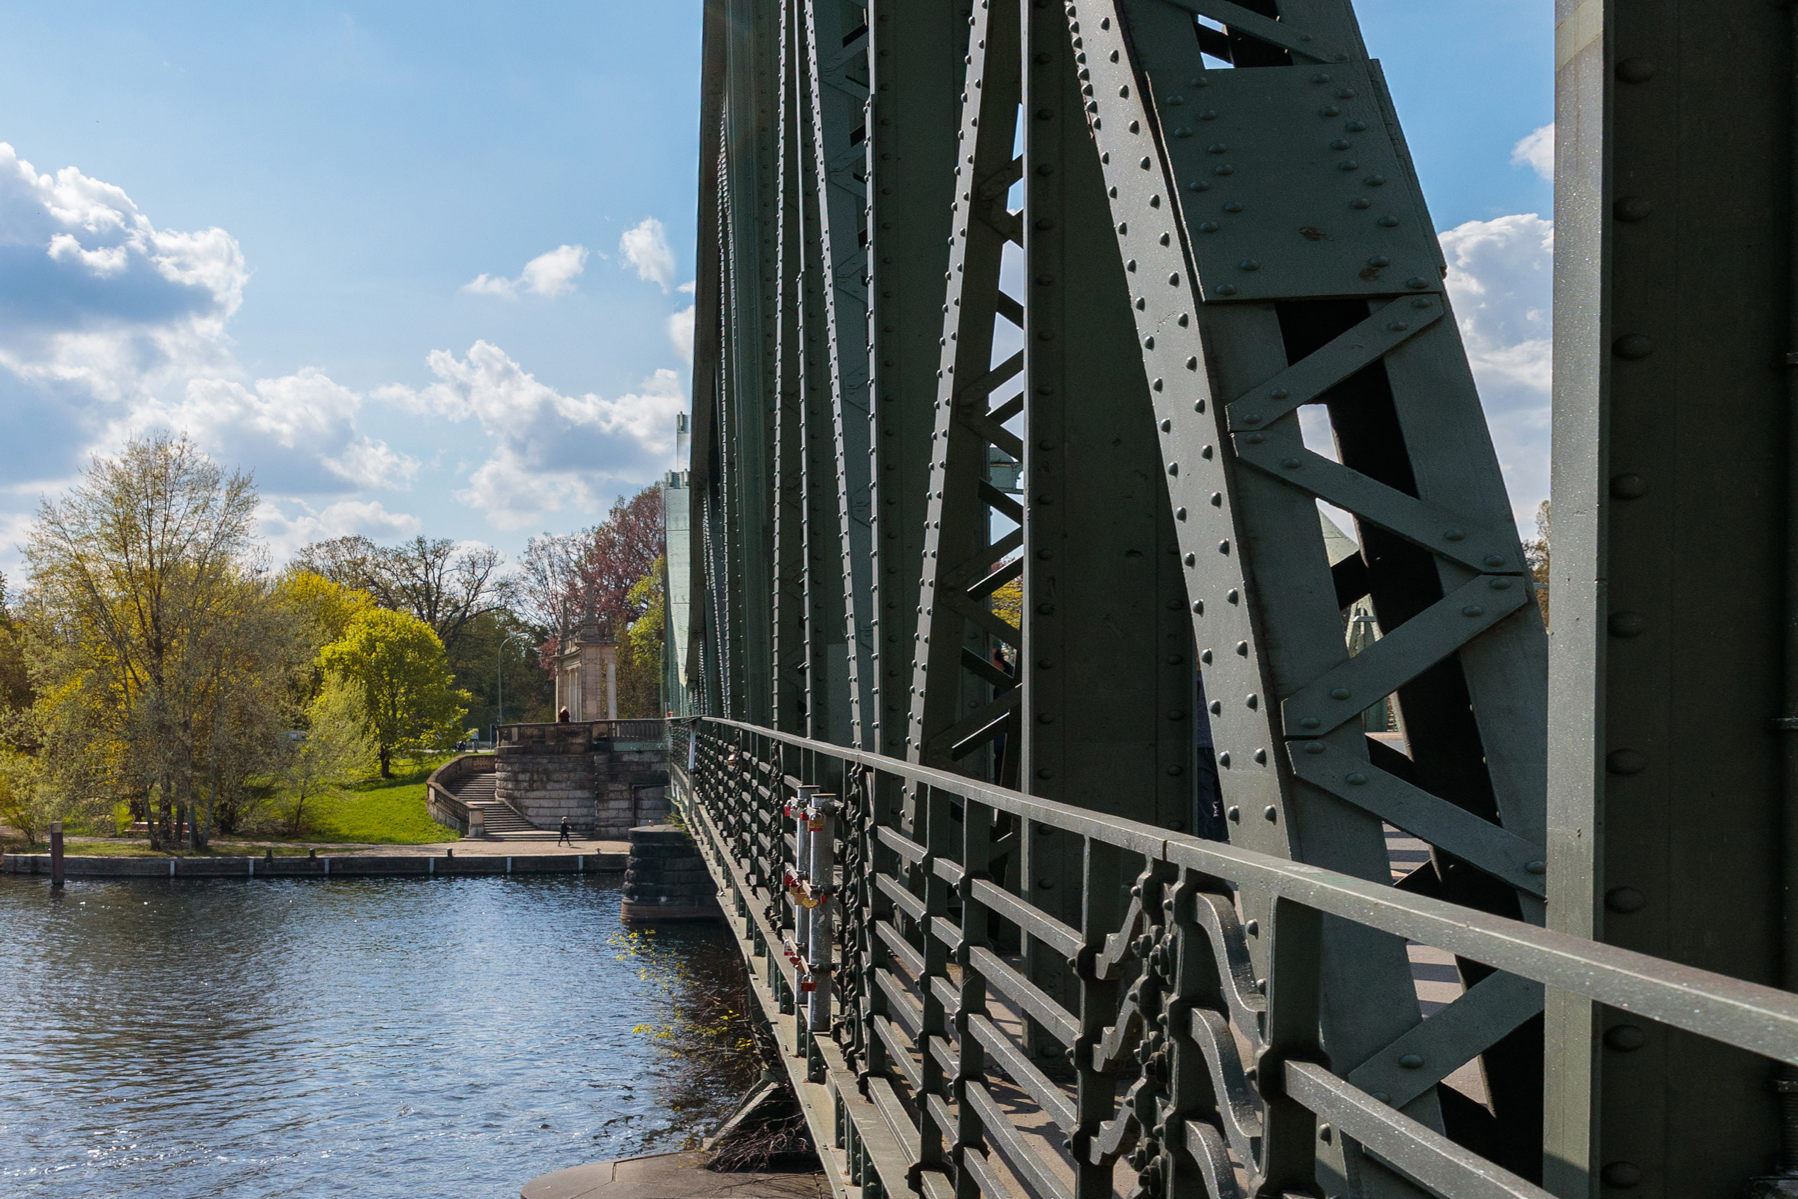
[0, 1, 1553, 580]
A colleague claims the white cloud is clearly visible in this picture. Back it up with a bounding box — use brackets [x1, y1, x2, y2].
[323, 437, 419, 490]
[619, 217, 675, 291]
[1511, 124, 1553, 181]
[1440, 212, 1554, 530]
[0, 141, 246, 404]
[668, 304, 695, 365]
[463, 243, 589, 300]
[379, 341, 684, 528]
[677, 279, 696, 295]
[257, 497, 423, 563]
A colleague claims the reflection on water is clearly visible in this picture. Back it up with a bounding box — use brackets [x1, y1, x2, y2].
[0, 875, 758, 1198]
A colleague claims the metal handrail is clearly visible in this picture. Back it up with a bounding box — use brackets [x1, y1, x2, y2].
[677, 715, 1798, 1199]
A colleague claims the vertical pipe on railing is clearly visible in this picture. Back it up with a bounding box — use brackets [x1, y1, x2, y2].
[806, 793, 836, 1044]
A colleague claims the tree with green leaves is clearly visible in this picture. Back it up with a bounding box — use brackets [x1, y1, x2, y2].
[280, 677, 374, 834]
[618, 556, 667, 717]
[20, 434, 300, 849]
[319, 608, 470, 777]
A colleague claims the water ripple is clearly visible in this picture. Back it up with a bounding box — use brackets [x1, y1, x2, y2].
[0, 876, 758, 1198]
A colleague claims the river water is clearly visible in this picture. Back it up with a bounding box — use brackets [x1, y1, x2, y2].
[0, 874, 760, 1198]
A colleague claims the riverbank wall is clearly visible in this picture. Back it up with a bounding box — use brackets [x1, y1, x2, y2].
[1, 852, 627, 879]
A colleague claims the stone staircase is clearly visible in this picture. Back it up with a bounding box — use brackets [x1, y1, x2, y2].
[443, 772, 561, 842]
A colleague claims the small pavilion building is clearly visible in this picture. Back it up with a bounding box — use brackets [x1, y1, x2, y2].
[554, 610, 618, 722]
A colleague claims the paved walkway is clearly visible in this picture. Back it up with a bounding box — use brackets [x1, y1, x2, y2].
[522, 1151, 824, 1199]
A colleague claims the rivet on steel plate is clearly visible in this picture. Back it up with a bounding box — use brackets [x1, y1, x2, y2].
[1345, 772, 1368, 785]
[1398, 1053, 1424, 1069]
[1330, 687, 1351, 700]
[1462, 605, 1484, 617]
[1262, 806, 1277, 822]
[1604, 1025, 1647, 1051]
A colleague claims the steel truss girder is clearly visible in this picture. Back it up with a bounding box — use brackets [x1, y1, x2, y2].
[1072, 0, 1550, 1188]
[690, 0, 1554, 1190]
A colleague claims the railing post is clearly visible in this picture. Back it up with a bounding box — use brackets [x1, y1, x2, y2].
[49, 820, 64, 890]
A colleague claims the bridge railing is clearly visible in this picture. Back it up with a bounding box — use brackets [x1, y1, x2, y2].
[673, 716, 1798, 1199]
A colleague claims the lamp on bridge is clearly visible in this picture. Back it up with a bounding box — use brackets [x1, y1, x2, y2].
[554, 605, 619, 722]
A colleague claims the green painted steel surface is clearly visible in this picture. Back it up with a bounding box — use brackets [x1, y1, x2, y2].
[672, 0, 1798, 1193]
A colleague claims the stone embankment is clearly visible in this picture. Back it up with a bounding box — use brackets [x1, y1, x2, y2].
[496, 721, 670, 838]
[620, 825, 720, 922]
[2, 851, 626, 879]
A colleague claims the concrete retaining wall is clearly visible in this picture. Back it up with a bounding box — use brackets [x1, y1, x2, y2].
[495, 727, 669, 838]
[425, 753, 495, 834]
[1, 852, 627, 879]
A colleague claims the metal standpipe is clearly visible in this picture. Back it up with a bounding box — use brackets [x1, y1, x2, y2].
[804, 794, 836, 1037]
[790, 782, 819, 1016]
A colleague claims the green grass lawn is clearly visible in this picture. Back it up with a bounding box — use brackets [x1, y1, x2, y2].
[294, 756, 455, 844]
[1, 755, 460, 856]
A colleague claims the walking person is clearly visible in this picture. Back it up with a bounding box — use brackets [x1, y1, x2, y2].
[558, 817, 576, 847]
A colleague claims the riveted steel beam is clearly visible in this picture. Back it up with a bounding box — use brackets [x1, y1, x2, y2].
[906, 0, 1024, 778]
[1071, 0, 1550, 1187]
[801, 0, 876, 749]
[1546, 1, 1798, 1194]
[867, 0, 968, 761]
[771, 0, 808, 732]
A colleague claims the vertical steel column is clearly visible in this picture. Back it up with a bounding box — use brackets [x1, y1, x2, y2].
[794, 0, 855, 748]
[771, 0, 809, 734]
[867, 0, 968, 761]
[1018, 0, 1195, 1029]
[800, 0, 876, 749]
[1545, 1, 1797, 1194]
[723, 0, 780, 728]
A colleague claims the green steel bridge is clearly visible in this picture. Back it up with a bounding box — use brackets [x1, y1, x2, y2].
[659, 2, 1798, 1196]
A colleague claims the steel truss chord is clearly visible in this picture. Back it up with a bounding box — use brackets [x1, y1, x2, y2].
[1069, 0, 1550, 1188]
